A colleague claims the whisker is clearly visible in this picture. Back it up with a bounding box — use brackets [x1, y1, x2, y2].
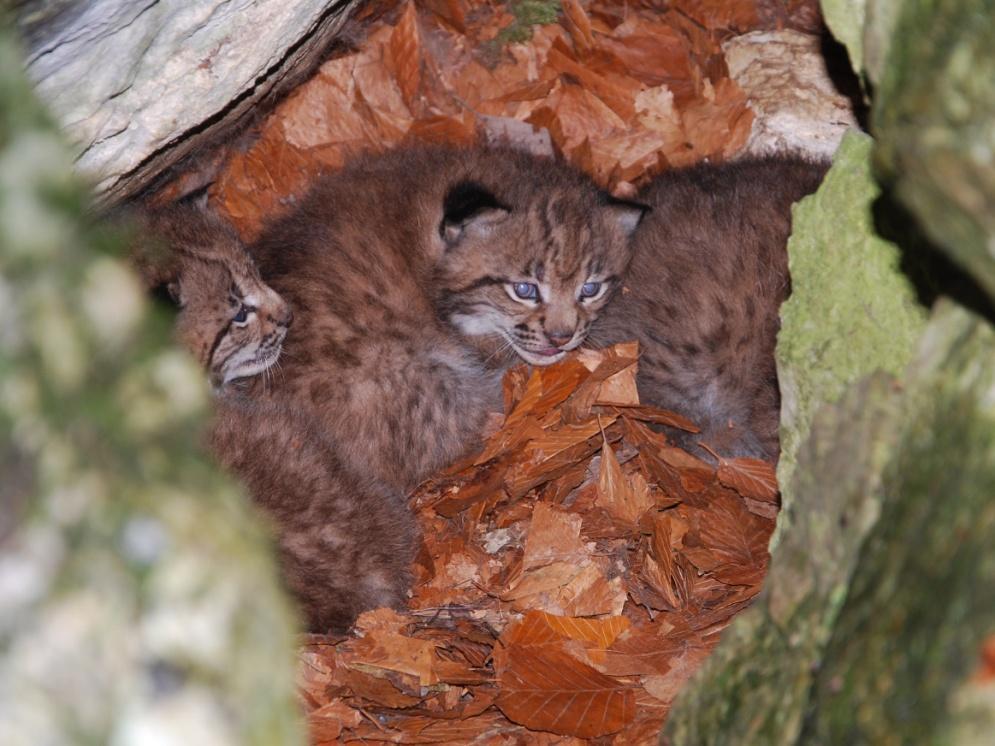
[483, 336, 514, 366]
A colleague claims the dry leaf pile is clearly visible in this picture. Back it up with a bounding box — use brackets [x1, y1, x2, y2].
[202, 0, 818, 239]
[299, 343, 779, 743]
[155, 0, 825, 739]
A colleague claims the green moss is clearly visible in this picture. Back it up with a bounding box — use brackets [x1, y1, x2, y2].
[498, 0, 561, 44]
[873, 0, 995, 301]
[776, 131, 927, 517]
[801, 304, 995, 743]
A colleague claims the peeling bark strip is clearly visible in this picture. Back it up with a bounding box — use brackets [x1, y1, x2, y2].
[17, 0, 361, 206]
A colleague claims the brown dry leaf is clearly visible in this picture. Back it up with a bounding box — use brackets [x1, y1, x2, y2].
[560, 0, 595, 55]
[642, 552, 683, 609]
[347, 632, 439, 686]
[389, 0, 423, 110]
[602, 621, 706, 677]
[309, 699, 363, 743]
[545, 44, 638, 122]
[682, 492, 772, 586]
[338, 665, 423, 708]
[522, 501, 589, 571]
[506, 610, 631, 648]
[297, 643, 340, 710]
[700, 443, 779, 502]
[642, 639, 715, 705]
[558, 562, 627, 617]
[681, 76, 754, 159]
[671, 0, 760, 32]
[348, 709, 517, 743]
[502, 560, 587, 604]
[496, 642, 636, 737]
[529, 83, 627, 156]
[597, 441, 655, 525]
[563, 346, 638, 422]
[595, 16, 694, 90]
[606, 404, 700, 433]
[504, 418, 622, 499]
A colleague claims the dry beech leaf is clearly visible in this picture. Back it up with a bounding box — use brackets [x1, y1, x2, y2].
[597, 441, 655, 525]
[682, 492, 772, 586]
[604, 404, 700, 433]
[496, 643, 636, 737]
[389, 0, 423, 110]
[522, 501, 589, 570]
[560, 0, 595, 55]
[700, 442, 779, 502]
[347, 630, 440, 686]
[507, 610, 631, 649]
[309, 699, 363, 742]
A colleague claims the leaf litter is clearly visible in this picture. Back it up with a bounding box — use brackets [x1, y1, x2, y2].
[152, 0, 821, 739]
[298, 342, 779, 743]
[195, 0, 827, 239]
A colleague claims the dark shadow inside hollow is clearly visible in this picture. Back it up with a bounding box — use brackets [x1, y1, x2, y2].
[819, 30, 870, 131]
[872, 190, 995, 325]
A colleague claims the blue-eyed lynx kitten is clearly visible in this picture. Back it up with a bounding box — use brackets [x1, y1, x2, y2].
[135, 205, 416, 632]
[248, 144, 645, 491]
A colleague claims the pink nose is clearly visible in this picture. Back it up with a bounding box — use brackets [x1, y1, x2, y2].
[547, 330, 573, 347]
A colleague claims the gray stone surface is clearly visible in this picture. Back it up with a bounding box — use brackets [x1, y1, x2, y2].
[0, 25, 305, 746]
[723, 30, 860, 159]
[17, 0, 357, 205]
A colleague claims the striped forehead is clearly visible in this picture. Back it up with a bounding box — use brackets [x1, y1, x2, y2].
[521, 215, 604, 283]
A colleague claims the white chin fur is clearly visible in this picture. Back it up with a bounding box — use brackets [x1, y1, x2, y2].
[222, 349, 279, 384]
[451, 313, 499, 337]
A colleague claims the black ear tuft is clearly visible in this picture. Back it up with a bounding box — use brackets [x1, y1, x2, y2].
[599, 192, 650, 237]
[440, 181, 510, 247]
[443, 181, 507, 224]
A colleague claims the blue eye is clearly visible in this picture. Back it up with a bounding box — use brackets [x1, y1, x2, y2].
[580, 281, 602, 299]
[512, 282, 539, 301]
[232, 305, 251, 323]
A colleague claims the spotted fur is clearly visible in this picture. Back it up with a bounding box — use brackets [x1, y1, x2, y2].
[591, 156, 829, 461]
[249, 144, 644, 491]
[133, 204, 416, 633]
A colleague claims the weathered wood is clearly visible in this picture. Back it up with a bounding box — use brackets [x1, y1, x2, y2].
[16, 0, 360, 206]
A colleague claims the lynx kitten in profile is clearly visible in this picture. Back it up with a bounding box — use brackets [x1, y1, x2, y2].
[134, 204, 416, 632]
[248, 144, 645, 491]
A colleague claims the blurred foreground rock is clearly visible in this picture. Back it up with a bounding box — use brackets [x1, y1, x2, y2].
[0, 28, 305, 746]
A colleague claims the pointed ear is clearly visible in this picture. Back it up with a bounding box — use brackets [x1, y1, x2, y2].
[440, 181, 510, 248]
[603, 196, 649, 237]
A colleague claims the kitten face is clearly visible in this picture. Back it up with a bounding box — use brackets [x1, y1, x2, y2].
[435, 182, 645, 366]
[175, 260, 292, 387]
[139, 206, 294, 387]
